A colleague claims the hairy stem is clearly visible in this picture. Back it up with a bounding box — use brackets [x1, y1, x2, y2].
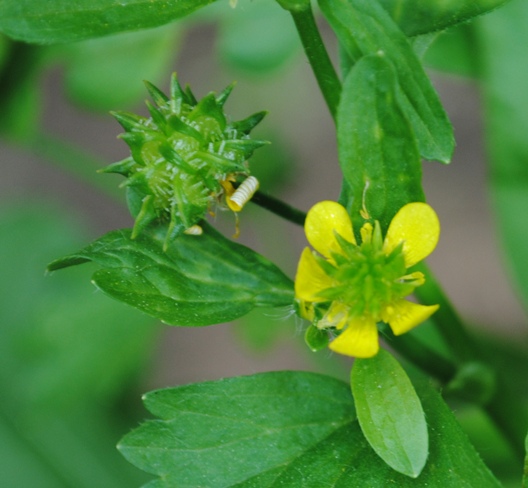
[290, 6, 341, 120]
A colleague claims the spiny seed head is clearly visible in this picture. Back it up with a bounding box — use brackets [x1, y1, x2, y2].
[101, 73, 268, 248]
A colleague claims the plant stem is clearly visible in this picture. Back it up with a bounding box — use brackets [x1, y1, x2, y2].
[290, 6, 341, 121]
[382, 326, 457, 384]
[251, 191, 306, 226]
[286, 4, 528, 462]
[32, 131, 308, 226]
[414, 262, 478, 363]
[415, 262, 527, 459]
[486, 379, 527, 462]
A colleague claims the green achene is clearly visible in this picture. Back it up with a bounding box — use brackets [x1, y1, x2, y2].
[101, 73, 268, 249]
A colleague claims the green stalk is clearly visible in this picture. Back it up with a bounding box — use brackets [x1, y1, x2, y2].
[486, 379, 527, 462]
[415, 262, 527, 459]
[414, 262, 477, 363]
[251, 191, 306, 226]
[290, 5, 341, 120]
[381, 326, 457, 384]
[258, 203, 527, 456]
[30, 131, 306, 225]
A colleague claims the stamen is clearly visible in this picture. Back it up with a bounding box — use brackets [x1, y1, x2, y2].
[360, 222, 374, 244]
[398, 271, 425, 286]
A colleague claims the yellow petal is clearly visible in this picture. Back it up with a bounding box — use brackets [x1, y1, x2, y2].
[383, 202, 440, 267]
[294, 248, 333, 302]
[305, 201, 356, 258]
[328, 316, 379, 358]
[382, 299, 439, 335]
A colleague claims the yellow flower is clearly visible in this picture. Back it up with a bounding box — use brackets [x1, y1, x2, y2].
[295, 201, 440, 358]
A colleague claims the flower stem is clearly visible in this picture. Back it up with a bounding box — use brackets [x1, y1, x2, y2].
[486, 380, 526, 462]
[290, 6, 341, 121]
[31, 131, 308, 226]
[251, 191, 306, 226]
[414, 262, 477, 363]
[381, 325, 456, 384]
[415, 262, 527, 459]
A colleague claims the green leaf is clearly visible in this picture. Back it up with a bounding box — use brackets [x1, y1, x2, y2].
[337, 53, 424, 232]
[118, 372, 501, 487]
[423, 24, 480, 78]
[476, 0, 528, 312]
[351, 349, 428, 478]
[118, 371, 355, 487]
[218, 0, 300, 74]
[457, 404, 520, 485]
[48, 223, 294, 326]
[62, 24, 182, 111]
[0, 0, 217, 44]
[319, 0, 454, 163]
[379, 0, 510, 37]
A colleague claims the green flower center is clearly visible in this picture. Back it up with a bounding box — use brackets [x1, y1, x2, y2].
[317, 221, 416, 321]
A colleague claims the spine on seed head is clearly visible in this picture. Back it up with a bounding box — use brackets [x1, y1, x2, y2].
[100, 73, 268, 249]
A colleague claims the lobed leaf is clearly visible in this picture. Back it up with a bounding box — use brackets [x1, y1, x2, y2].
[0, 0, 217, 44]
[118, 371, 501, 487]
[379, 0, 511, 37]
[351, 349, 428, 478]
[337, 54, 424, 232]
[120, 372, 355, 487]
[48, 223, 294, 326]
[319, 0, 454, 163]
